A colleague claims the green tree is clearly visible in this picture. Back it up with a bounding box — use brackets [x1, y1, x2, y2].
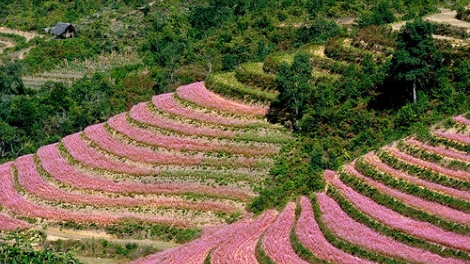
[390, 19, 442, 104]
[275, 53, 312, 131]
[0, 62, 25, 95]
[357, 0, 395, 28]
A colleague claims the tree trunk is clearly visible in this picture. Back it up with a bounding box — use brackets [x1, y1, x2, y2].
[412, 79, 417, 104]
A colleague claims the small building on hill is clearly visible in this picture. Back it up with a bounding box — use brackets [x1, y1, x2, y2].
[48, 22, 76, 39]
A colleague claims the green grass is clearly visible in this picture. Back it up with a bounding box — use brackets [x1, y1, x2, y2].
[206, 72, 278, 104]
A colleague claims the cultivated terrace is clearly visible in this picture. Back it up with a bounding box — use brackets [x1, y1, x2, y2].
[1, 0, 470, 263]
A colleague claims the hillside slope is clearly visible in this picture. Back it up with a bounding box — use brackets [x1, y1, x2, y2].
[133, 114, 470, 263]
[0, 80, 290, 262]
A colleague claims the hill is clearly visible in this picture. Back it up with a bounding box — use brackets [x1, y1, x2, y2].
[132, 114, 470, 263]
[2, 0, 470, 263]
[0, 80, 291, 262]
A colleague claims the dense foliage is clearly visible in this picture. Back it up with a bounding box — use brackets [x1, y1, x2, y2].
[0, 70, 155, 162]
[250, 19, 470, 212]
[0, 230, 80, 263]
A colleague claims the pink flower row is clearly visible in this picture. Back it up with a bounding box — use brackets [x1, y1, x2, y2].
[210, 209, 278, 264]
[316, 191, 466, 264]
[108, 113, 279, 156]
[344, 164, 470, 225]
[0, 213, 30, 231]
[84, 123, 202, 166]
[365, 152, 470, 200]
[453, 115, 470, 126]
[262, 202, 309, 264]
[130, 102, 235, 138]
[129, 217, 253, 263]
[296, 196, 373, 264]
[387, 145, 470, 182]
[62, 133, 154, 175]
[434, 130, 470, 144]
[176, 82, 268, 116]
[38, 144, 254, 201]
[406, 138, 470, 163]
[87, 116, 271, 169]
[153, 93, 257, 127]
[15, 154, 235, 213]
[324, 169, 470, 253]
[0, 162, 189, 227]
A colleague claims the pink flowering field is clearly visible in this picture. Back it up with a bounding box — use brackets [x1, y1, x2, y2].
[344, 163, 470, 225]
[386, 145, 470, 181]
[316, 192, 466, 264]
[364, 152, 470, 200]
[324, 170, 470, 252]
[262, 202, 309, 264]
[296, 196, 374, 264]
[152, 92, 260, 127]
[176, 82, 268, 116]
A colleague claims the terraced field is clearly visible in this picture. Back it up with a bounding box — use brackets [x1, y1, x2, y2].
[4, 8, 470, 262]
[130, 114, 470, 263]
[0, 80, 289, 258]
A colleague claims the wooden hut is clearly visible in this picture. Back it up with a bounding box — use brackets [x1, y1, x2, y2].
[49, 22, 76, 39]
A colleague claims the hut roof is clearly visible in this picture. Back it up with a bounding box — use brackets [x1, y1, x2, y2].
[50, 22, 72, 35]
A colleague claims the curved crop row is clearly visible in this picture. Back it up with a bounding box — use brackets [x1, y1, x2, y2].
[205, 72, 277, 104]
[385, 145, 470, 182]
[356, 155, 470, 213]
[38, 144, 254, 201]
[84, 123, 202, 166]
[0, 162, 189, 227]
[129, 218, 252, 264]
[453, 115, 470, 126]
[108, 113, 279, 156]
[129, 102, 236, 139]
[363, 152, 470, 200]
[324, 169, 470, 253]
[378, 149, 470, 192]
[0, 213, 30, 231]
[152, 93, 259, 127]
[406, 138, 470, 163]
[210, 210, 277, 264]
[434, 130, 470, 145]
[316, 191, 465, 264]
[296, 196, 373, 264]
[15, 154, 235, 213]
[62, 133, 154, 175]
[176, 81, 268, 116]
[261, 202, 308, 264]
[343, 163, 470, 225]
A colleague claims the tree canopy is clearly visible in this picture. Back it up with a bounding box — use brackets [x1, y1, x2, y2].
[390, 19, 442, 104]
[275, 53, 312, 131]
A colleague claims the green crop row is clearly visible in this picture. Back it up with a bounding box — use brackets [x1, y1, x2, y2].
[235, 62, 277, 91]
[205, 72, 277, 104]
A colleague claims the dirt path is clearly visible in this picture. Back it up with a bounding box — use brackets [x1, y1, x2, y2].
[0, 27, 39, 42]
[44, 227, 179, 264]
[392, 8, 470, 32]
[0, 40, 14, 54]
[17, 47, 32, 59]
[426, 8, 470, 32]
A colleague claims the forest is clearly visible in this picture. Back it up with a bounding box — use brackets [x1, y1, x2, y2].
[2, 0, 470, 262]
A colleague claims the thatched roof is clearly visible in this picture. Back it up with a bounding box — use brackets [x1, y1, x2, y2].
[50, 22, 73, 35]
